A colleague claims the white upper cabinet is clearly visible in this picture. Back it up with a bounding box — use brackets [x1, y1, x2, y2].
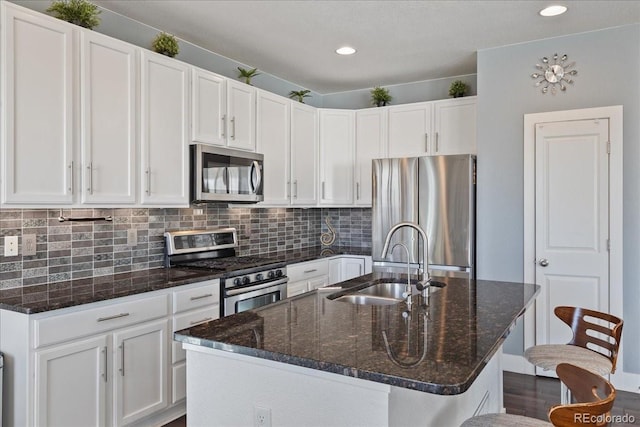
[355, 108, 387, 206]
[226, 79, 256, 151]
[80, 31, 137, 204]
[256, 90, 291, 205]
[432, 97, 477, 155]
[1, 4, 75, 204]
[319, 109, 355, 205]
[387, 102, 433, 158]
[290, 102, 318, 205]
[191, 67, 227, 146]
[140, 51, 189, 206]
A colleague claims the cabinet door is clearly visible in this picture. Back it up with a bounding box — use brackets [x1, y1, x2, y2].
[387, 102, 432, 158]
[355, 108, 387, 206]
[319, 109, 355, 205]
[140, 51, 189, 206]
[308, 275, 329, 291]
[1, 4, 74, 204]
[191, 68, 226, 146]
[113, 318, 169, 426]
[81, 31, 137, 204]
[328, 258, 342, 285]
[290, 102, 318, 205]
[257, 90, 290, 205]
[341, 258, 365, 281]
[433, 97, 477, 155]
[226, 79, 256, 151]
[35, 335, 108, 427]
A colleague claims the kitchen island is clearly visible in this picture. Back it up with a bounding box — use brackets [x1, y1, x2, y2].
[175, 272, 538, 426]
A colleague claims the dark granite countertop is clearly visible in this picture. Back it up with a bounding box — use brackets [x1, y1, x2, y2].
[0, 245, 370, 314]
[174, 271, 539, 395]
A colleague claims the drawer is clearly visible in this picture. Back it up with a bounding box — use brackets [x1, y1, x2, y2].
[35, 293, 170, 348]
[172, 279, 220, 314]
[172, 305, 219, 363]
[287, 259, 328, 282]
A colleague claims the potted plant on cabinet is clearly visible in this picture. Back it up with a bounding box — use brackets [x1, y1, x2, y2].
[152, 32, 180, 58]
[289, 89, 311, 103]
[237, 67, 260, 85]
[448, 80, 469, 98]
[47, 0, 101, 29]
[370, 86, 392, 107]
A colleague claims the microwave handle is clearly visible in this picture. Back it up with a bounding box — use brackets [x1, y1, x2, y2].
[250, 161, 262, 194]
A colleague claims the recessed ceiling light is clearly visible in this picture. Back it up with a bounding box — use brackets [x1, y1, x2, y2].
[336, 46, 356, 55]
[539, 5, 567, 17]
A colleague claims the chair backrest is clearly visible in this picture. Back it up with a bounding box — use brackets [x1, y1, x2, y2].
[548, 363, 616, 427]
[554, 306, 623, 373]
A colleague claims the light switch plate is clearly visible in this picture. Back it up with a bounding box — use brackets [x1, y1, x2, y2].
[4, 236, 18, 257]
[127, 229, 137, 246]
[23, 234, 37, 256]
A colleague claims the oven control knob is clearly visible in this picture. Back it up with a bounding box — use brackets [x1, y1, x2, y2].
[255, 273, 264, 281]
[242, 276, 250, 285]
[275, 269, 283, 277]
[233, 278, 241, 286]
[267, 271, 275, 279]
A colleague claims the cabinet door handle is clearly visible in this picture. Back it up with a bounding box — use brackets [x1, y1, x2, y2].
[102, 346, 108, 382]
[304, 269, 318, 274]
[425, 134, 429, 152]
[68, 161, 74, 194]
[97, 312, 130, 322]
[356, 182, 360, 200]
[322, 182, 325, 199]
[120, 343, 125, 376]
[190, 293, 213, 301]
[230, 117, 236, 140]
[435, 132, 439, 152]
[294, 180, 298, 199]
[287, 181, 291, 198]
[190, 317, 213, 325]
[87, 162, 93, 194]
[221, 115, 226, 138]
[145, 168, 151, 195]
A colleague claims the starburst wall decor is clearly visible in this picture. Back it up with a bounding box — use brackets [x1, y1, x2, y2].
[531, 53, 578, 94]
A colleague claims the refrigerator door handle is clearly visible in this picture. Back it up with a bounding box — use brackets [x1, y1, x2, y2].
[425, 134, 429, 152]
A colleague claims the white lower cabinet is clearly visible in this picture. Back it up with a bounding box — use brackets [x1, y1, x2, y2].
[287, 259, 329, 296]
[1, 278, 220, 427]
[328, 256, 372, 285]
[35, 335, 109, 427]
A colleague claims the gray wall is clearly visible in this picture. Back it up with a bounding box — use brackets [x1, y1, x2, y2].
[476, 24, 640, 373]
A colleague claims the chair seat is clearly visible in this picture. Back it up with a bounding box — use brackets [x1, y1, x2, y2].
[460, 413, 551, 427]
[524, 344, 612, 375]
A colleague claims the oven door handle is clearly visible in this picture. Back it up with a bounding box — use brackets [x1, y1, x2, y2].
[225, 277, 288, 296]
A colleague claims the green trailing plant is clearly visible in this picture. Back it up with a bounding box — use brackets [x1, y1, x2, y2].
[152, 32, 179, 58]
[289, 89, 311, 103]
[449, 80, 468, 98]
[370, 86, 392, 107]
[47, 0, 101, 29]
[237, 67, 260, 85]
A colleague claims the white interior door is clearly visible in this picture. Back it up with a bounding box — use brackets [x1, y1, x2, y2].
[534, 118, 610, 376]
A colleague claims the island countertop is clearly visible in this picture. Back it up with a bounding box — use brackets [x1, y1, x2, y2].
[175, 272, 539, 395]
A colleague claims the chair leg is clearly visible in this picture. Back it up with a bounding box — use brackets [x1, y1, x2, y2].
[560, 380, 572, 405]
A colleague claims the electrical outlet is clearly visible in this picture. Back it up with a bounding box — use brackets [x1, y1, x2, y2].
[253, 406, 271, 427]
[193, 208, 204, 215]
[4, 236, 18, 257]
[127, 229, 137, 247]
[23, 234, 36, 256]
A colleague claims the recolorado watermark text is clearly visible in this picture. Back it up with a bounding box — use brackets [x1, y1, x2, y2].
[574, 413, 635, 424]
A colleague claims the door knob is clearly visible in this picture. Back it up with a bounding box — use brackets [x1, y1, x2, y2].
[538, 259, 549, 267]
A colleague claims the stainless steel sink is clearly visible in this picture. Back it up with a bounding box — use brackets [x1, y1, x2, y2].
[330, 280, 446, 306]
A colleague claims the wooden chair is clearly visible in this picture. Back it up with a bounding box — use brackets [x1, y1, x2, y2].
[460, 363, 617, 427]
[524, 306, 623, 404]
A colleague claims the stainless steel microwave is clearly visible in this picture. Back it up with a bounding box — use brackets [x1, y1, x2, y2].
[190, 144, 264, 204]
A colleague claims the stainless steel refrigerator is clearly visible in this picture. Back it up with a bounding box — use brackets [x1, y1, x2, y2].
[372, 155, 476, 277]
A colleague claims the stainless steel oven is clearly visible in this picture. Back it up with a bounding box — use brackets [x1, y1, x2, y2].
[191, 144, 264, 204]
[223, 269, 288, 316]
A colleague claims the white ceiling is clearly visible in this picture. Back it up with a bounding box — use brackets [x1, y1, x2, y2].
[92, 0, 640, 94]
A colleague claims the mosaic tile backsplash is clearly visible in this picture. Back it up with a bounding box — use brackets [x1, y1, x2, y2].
[0, 207, 371, 290]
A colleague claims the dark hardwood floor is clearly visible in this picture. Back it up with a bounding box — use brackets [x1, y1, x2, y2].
[164, 372, 640, 426]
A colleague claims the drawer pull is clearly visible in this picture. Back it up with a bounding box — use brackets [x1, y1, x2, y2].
[190, 317, 213, 325]
[304, 269, 318, 274]
[190, 293, 213, 301]
[97, 312, 130, 322]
